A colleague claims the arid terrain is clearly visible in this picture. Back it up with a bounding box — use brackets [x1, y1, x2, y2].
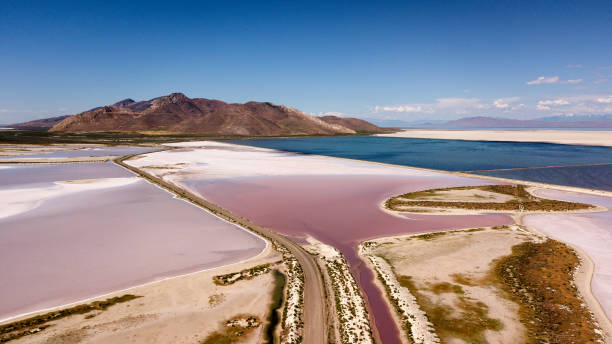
[1, 141, 611, 344]
[368, 183, 609, 343]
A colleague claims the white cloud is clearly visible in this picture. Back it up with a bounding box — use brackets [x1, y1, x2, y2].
[526, 76, 560, 85]
[374, 105, 423, 113]
[540, 99, 570, 106]
[536, 98, 570, 110]
[597, 96, 612, 103]
[436, 98, 483, 109]
[493, 97, 520, 109]
[370, 93, 612, 120]
[525, 76, 582, 85]
[374, 98, 488, 115]
[566, 64, 583, 68]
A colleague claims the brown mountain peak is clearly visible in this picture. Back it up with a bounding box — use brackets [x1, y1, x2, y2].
[112, 98, 135, 108]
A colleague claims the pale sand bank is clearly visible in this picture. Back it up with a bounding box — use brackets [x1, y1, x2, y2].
[378, 129, 612, 147]
[361, 227, 532, 344]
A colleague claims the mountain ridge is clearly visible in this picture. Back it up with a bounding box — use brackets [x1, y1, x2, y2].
[44, 93, 390, 135]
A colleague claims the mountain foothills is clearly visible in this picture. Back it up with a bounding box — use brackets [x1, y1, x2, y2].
[37, 93, 389, 136]
[9, 115, 71, 130]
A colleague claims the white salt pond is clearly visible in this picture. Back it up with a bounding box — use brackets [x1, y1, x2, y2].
[0, 161, 265, 321]
[524, 190, 612, 320]
[0, 145, 155, 160]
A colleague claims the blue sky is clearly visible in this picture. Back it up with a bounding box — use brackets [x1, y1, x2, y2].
[1, 0, 611, 123]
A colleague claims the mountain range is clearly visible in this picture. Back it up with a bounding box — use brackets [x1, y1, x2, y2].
[10, 93, 389, 136]
[9, 95, 612, 133]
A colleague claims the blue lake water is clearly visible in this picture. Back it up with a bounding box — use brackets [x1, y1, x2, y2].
[228, 137, 612, 191]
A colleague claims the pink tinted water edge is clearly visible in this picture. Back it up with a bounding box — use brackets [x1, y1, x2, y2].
[188, 174, 513, 343]
[0, 180, 265, 320]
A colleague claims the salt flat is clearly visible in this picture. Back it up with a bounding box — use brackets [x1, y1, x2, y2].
[378, 129, 612, 147]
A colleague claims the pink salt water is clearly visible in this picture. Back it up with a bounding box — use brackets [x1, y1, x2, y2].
[188, 174, 513, 343]
[0, 164, 265, 321]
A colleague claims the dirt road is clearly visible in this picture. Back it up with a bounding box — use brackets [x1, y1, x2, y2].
[115, 155, 328, 344]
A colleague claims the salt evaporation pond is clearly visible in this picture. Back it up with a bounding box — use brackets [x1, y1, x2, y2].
[0, 162, 265, 320]
[0, 145, 155, 160]
[188, 175, 512, 343]
[134, 142, 512, 344]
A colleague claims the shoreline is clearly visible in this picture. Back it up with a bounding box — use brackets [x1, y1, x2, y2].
[377, 129, 612, 147]
[225, 139, 612, 197]
[359, 223, 610, 343]
[0, 240, 272, 324]
[515, 212, 612, 340]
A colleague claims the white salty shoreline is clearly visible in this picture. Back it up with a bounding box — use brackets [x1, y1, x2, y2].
[378, 129, 612, 147]
[359, 242, 439, 344]
[304, 236, 374, 344]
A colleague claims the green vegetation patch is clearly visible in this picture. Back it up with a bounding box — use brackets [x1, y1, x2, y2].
[386, 184, 594, 212]
[428, 282, 465, 295]
[0, 294, 141, 343]
[201, 315, 262, 344]
[213, 263, 273, 286]
[0, 130, 377, 146]
[493, 239, 602, 343]
[396, 275, 502, 343]
[264, 270, 286, 343]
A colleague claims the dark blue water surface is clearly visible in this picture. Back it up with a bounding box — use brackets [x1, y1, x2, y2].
[228, 137, 612, 191]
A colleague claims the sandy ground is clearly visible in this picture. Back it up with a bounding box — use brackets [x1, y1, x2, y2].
[378, 129, 612, 147]
[6, 244, 281, 344]
[384, 185, 608, 216]
[401, 188, 518, 203]
[364, 227, 530, 344]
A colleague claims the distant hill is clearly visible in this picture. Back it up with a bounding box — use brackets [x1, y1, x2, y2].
[436, 116, 612, 128]
[8, 115, 71, 130]
[47, 93, 390, 136]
